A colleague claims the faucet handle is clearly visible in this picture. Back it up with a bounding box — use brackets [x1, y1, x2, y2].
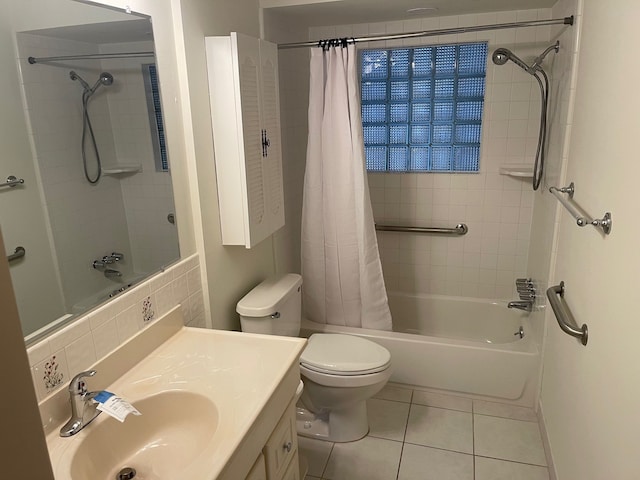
[68, 370, 96, 394]
[110, 252, 124, 261]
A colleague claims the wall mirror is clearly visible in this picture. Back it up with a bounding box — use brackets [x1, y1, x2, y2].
[0, 0, 180, 344]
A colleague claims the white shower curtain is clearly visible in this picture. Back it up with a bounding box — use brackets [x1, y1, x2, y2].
[301, 43, 392, 331]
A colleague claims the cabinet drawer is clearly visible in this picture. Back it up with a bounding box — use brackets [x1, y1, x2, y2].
[245, 453, 267, 480]
[263, 401, 297, 479]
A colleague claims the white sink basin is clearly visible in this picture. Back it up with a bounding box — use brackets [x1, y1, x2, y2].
[45, 321, 306, 480]
[70, 391, 218, 480]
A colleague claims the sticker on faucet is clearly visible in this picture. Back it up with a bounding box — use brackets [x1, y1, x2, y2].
[93, 391, 141, 423]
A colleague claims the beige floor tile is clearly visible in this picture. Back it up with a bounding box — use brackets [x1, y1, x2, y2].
[398, 443, 473, 480]
[367, 398, 410, 441]
[323, 436, 402, 480]
[473, 400, 538, 422]
[405, 405, 473, 454]
[298, 436, 333, 477]
[474, 415, 547, 466]
[412, 390, 473, 412]
[475, 456, 550, 480]
[373, 384, 413, 403]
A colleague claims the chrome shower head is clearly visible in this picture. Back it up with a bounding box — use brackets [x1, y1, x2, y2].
[89, 72, 114, 94]
[99, 72, 114, 86]
[491, 48, 533, 74]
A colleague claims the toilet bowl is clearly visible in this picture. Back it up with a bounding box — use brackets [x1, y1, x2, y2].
[236, 274, 392, 442]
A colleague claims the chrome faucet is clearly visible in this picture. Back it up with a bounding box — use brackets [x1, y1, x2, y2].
[60, 370, 101, 437]
[508, 300, 533, 312]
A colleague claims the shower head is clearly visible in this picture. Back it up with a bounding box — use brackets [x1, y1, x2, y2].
[89, 72, 114, 94]
[492, 42, 560, 76]
[492, 48, 533, 74]
[70, 71, 114, 95]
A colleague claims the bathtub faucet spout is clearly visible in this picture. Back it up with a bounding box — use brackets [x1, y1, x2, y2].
[508, 300, 533, 312]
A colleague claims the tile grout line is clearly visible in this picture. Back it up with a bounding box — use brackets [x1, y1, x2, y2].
[394, 391, 414, 480]
[320, 441, 335, 480]
[473, 453, 549, 469]
[472, 400, 476, 480]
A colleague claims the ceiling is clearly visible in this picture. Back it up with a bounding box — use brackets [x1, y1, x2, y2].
[263, 0, 558, 27]
[25, 19, 153, 45]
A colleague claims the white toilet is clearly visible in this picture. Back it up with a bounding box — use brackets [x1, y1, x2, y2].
[237, 273, 391, 442]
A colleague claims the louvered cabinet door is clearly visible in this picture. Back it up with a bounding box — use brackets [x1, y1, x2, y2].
[234, 33, 271, 247]
[206, 33, 286, 248]
[259, 39, 285, 235]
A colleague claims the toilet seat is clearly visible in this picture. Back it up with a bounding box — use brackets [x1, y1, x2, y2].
[300, 333, 391, 376]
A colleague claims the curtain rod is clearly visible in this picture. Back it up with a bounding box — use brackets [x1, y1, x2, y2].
[278, 16, 573, 50]
[28, 51, 155, 65]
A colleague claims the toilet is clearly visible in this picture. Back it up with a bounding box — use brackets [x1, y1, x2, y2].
[236, 273, 391, 443]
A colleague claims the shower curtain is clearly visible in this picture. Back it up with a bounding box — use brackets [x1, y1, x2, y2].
[301, 42, 392, 331]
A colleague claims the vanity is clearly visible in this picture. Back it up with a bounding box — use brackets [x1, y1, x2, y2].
[41, 307, 306, 480]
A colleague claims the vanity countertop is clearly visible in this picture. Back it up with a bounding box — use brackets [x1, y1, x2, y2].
[43, 308, 306, 479]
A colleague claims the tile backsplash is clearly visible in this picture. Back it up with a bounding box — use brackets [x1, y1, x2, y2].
[27, 254, 205, 402]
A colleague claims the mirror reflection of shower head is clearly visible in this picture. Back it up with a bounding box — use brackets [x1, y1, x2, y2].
[70, 71, 114, 95]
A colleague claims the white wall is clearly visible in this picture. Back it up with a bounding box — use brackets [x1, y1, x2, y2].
[176, 0, 280, 330]
[540, 0, 640, 478]
[264, 10, 310, 275]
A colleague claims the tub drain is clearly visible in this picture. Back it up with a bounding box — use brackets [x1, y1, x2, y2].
[116, 467, 136, 480]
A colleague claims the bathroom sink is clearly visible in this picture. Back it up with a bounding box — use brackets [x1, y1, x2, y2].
[69, 391, 217, 480]
[44, 309, 306, 479]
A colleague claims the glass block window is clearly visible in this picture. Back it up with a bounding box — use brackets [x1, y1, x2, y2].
[361, 42, 487, 172]
[142, 64, 169, 172]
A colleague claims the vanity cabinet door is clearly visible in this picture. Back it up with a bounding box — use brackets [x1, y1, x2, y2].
[263, 400, 297, 480]
[245, 453, 267, 480]
[280, 453, 300, 480]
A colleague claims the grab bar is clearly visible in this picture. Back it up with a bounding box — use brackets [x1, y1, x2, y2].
[546, 281, 588, 346]
[549, 183, 611, 235]
[7, 246, 26, 262]
[1, 175, 25, 189]
[375, 223, 468, 235]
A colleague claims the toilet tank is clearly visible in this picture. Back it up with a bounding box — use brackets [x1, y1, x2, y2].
[236, 274, 302, 336]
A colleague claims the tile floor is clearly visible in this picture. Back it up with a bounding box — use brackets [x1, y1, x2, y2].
[300, 385, 549, 480]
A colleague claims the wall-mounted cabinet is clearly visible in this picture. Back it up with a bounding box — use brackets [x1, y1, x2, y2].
[206, 33, 285, 249]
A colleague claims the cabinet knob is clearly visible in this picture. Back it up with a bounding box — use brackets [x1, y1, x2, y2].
[283, 441, 292, 453]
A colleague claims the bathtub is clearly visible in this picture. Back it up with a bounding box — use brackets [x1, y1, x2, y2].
[301, 292, 539, 405]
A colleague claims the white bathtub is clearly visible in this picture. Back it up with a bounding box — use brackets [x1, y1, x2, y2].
[301, 292, 540, 405]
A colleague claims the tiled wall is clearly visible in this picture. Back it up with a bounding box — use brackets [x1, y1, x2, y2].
[527, 0, 581, 344]
[26, 254, 205, 402]
[100, 41, 180, 275]
[17, 33, 134, 310]
[16, 33, 179, 311]
[309, 9, 553, 300]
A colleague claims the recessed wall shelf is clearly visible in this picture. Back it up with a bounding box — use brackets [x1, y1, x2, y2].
[499, 164, 534, 179]
[102, 165, 142, 176]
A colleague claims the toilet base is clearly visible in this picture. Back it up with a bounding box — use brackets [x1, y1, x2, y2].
[296, 402, 369, 443]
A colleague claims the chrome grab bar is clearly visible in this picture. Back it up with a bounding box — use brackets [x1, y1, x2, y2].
[375, 223, 468, 236]
[7, 246, 26, 262]
[549, 183, 611, 234]
[546, 281, 588, 346]
[1, 175, 25, 189]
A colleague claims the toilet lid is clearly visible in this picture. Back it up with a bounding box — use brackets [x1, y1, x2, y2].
[300, 334, 391, 375]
